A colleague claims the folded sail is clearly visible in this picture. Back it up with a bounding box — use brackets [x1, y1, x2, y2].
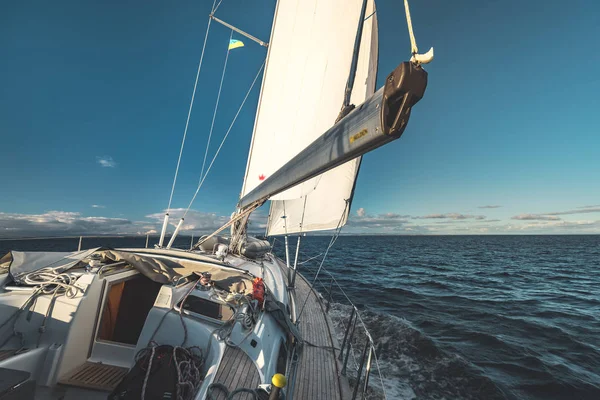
[240, 0, 379, 235]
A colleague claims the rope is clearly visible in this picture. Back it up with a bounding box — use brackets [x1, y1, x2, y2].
[192, 201, 262, 251]
[182, 59, 267, 220]
[296, 200, 348, 322]
[165, 0, 217, 212]
[200, 30, 233, 183]
[211, 295, 257, 347]
[36, 291, 58, 348]
[136, 344, 204, 400]
[178, 282, 199, 346]
[19, 268, 82, 298]
[298, 252, 324, 265]
[148, 281, 197, 345]
[298, 264, 389, 399]
[404, 0, 418, 55]
[0, 268, 85, 348]
[207, 383, 259, 400]
[372, 345, 389, 400]
[213, 0, 225, 14]
[403, 0, 434, 64]
[141, 345, 155, 399]
[0, 288, 41, 348]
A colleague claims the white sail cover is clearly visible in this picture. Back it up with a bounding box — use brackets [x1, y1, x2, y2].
[240, 0, 379, 235]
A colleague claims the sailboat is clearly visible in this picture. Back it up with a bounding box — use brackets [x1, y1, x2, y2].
[0, 0, 431, 399]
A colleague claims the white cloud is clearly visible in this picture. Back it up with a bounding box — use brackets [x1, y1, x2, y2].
[478, 205, 502, 209]
[146, 209, 229, 232]
[91, 204, 105, 208]
[510, 206, 600, 222]
[145, 208, 267, 234]
[511, 214, 561, 221]
[347, 210, 411, 232]
[415, 213, 486, 220]
[96, 156, 116, 168]
[2, 204, 599, 239]
[546, 207, 600, 216]
[0, 211, 133, 238]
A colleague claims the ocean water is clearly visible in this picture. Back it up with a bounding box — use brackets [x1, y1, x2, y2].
[1, 235, 599, 400]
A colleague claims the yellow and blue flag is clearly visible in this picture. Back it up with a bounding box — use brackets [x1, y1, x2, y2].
[228, 39, 244, 50]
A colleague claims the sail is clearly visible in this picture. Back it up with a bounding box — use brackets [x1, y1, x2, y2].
[240, 0, 379, 235]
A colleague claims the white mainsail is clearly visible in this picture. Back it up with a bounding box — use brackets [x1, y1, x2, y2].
[240, 0, 379, 235]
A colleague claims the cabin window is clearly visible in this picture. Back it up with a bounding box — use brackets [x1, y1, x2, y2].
[178, 295, 234, 321]
[97, 275, 162, 345]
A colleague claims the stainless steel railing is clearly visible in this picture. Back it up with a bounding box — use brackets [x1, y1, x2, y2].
[302, 263, 389, 400]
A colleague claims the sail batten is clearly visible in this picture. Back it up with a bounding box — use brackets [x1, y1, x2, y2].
[240, 0, 379, 235]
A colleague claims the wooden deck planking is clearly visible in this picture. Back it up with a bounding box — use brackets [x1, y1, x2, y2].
[212, 346, 261, 400]
[58, 362, 128, 392]
[293, 274, 343, 400]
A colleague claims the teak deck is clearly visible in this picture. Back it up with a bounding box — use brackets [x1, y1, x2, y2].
[292, 273, 345, 400]
[201, 256, 349, 400]
[213, 259, 347, 400]
[212, 346, 262, 400]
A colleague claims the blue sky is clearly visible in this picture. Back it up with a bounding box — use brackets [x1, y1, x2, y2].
[1, 0, 599, 237]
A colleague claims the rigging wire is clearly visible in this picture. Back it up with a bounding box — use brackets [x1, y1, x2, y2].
[166, 0, 218, 211]
[213, 0, 225, 14]
[295, 200, 348, 322]
[159, 0, 218, 246]
[182, 58, 266, 220]
[301, 261, 390, 399]
[167, 55, 266, 248]
[300, 262, 389, 399]
[199, 30, 233, 183]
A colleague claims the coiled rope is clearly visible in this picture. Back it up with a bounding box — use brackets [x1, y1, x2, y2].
[0, 268, 84, 348]
[138, 343, 204, 400]
[19, 268, 82, 298]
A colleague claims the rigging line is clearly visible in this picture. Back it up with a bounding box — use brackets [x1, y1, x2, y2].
[283, 200, 288, 235]
[200, 30, 233, 183]
[403, 0, 418, 55]
[292, 259, 390, 399]
[165, 7, 216, 212]
[182, 59, 267, 219]
[193, 203, 262, 250]
[372, 346, 389, 400]
[307, 268, 388, 399]
[364, 10, 376, 21]
[298, 252, 324, 265]
[296, 200, 349, 322]
[213, 0, 225, 14]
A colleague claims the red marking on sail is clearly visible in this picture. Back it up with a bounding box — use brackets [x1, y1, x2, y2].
[259, 174, 265, 181]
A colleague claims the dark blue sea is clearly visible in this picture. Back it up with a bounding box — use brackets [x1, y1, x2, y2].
[1, 235, 599, 400]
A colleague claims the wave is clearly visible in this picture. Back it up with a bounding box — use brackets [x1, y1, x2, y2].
[328, 303, 508, 400]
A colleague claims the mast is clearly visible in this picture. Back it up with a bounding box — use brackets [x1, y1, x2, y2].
[337, 0, 370, 122]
